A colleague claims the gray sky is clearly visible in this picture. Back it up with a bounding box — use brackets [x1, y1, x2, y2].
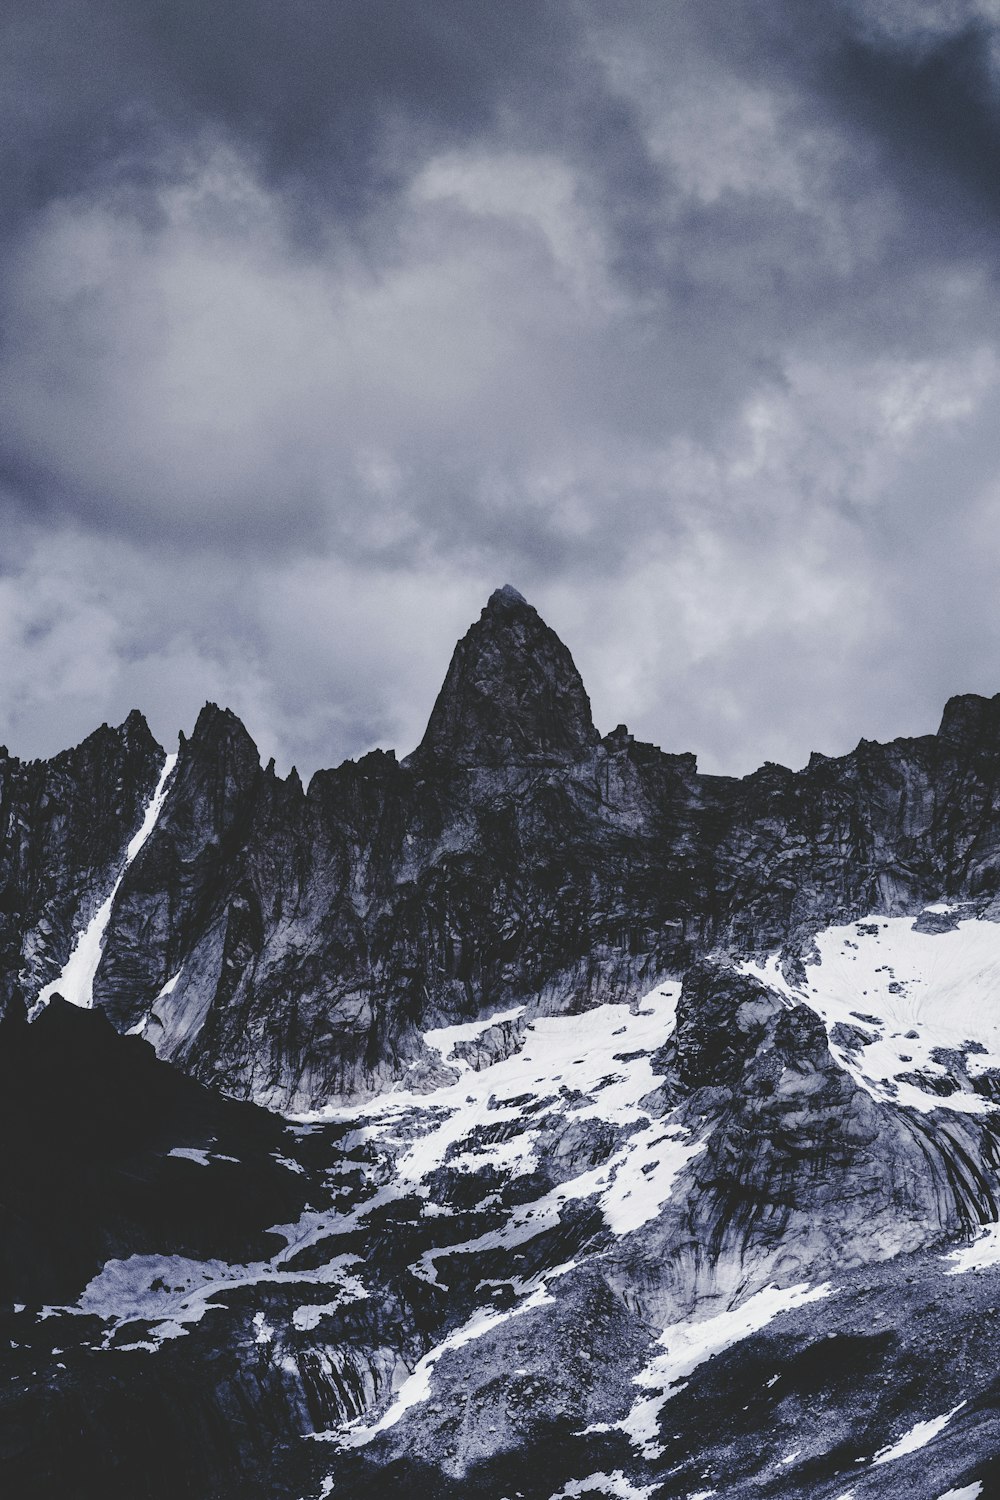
[4, 0, 1000, 776]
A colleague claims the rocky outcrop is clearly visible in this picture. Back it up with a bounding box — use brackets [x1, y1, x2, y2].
[0, 711, 163, 1021]
[409, 585, 601, 767]
[616, 962, 1000, 1325]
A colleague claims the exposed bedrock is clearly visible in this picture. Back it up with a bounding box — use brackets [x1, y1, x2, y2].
[5, 954, 1000, 1497]
[0, 711, 162, 1020]
[264, 960, 1000, 1498]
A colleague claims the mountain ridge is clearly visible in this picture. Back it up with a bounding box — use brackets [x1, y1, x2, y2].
[6, 591, 1000, 1109]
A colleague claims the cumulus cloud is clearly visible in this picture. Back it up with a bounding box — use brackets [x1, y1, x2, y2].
[3, 1, 1000, 776]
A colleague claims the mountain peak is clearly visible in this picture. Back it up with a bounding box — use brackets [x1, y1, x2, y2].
[487, 583, 528, 609]
[409, 589, 600, 767]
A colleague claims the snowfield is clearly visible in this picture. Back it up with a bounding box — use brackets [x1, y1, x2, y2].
[744, 908, 1000, 1113]
[296, 982, 704, 1246]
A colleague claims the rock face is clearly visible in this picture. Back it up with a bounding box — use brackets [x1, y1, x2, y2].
[617, 962, 1000, 1325]
[411, 585, 601, 766]
[8, 595, 1000, 1496]
[0, 710, 162, 1020]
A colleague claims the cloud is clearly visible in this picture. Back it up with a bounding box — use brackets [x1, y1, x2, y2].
[4, 2, 1000, 778]
[0, 518, 501, 771]
[0, 0, 587, 251]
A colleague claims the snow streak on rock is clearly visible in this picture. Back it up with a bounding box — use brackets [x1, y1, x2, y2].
[127, 968, 183, 1036]
[30, 750, 178, 1020]
[325, 1262, 576, 1448]
[871, 1401, 966, 1465]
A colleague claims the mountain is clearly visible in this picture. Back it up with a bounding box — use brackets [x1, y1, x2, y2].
[9, 584, 1000, 1112]
[410, 584, 602, 766]
[4, 591, 1000, 1497]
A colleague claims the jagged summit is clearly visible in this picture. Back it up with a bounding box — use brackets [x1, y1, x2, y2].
[409, 587, 600, 767]
[488, 582, 528, 607]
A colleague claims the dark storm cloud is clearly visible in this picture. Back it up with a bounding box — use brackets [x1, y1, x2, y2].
[0, 0, 659, 555]
[3, 1, 1000, 779]
[696, 1, 1000, 253]
[1, 1, 565, 221]
[834, 23, 1000, 204]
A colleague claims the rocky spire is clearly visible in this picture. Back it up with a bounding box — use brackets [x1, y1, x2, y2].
[409, 586, 600, 767]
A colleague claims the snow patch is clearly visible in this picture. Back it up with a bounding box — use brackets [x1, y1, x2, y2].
[871, 1402, 965, 1465]
[943, 1222, 1000, 1274]
[272, 1153, 306, 1175]
[599, 1119, 704, 1235]
[252, 1311, 275, 1345]
[166, 1147, 239, 1167]
[936, 1486, 983, 1499]
[64, 1247, 367, 1349]
[549, 1473, 657, 1500]
[744, 913, 1000, 1114]
[292, 1298, 362, 1331]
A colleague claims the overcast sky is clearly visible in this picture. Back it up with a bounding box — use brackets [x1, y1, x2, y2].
[5, 1, 1000, 776]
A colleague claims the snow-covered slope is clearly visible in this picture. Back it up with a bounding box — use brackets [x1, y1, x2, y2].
[10, 950, 1000, 1499]
[744, 908, 1000, 1113]
[300, 984, 703, 1242]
